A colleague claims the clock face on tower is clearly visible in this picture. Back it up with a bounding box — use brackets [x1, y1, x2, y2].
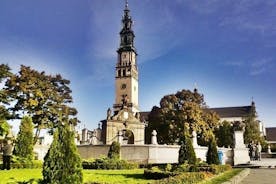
[121, 83, 127, 89]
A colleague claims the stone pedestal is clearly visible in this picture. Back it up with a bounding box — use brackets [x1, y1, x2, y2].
[233, 131, 250, 165]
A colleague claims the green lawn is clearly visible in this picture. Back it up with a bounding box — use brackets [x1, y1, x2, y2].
[199, 168, 243, 184]
[0, 169, 155, 184]
[0, 168, 243, 184]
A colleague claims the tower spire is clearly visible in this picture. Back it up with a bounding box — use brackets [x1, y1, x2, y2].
[125, 0, 129, 10]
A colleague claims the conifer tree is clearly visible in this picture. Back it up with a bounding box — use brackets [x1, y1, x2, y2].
[206, 137, 219, 165]
[108, 141, 121, 159]
[42, 118, 83, 184]
[178, 134, 196, 164]
[14, 116, 34, 160]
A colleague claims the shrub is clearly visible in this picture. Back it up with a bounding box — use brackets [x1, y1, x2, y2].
[8, 156, 43, 168]
[210, 164, 232, 174]
[108, 141, 120, 159]
[14, 116, 34, 161]
[144, 169, 176, 180]
[206, 138, 220, 165]
[178, 135, 197, 164]
[43, 124, 83, 184]
[82, 157, 138, 170]
[159, 172, 208, 184]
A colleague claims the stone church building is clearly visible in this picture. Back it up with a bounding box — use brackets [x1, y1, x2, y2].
[80, 1, 262, 147]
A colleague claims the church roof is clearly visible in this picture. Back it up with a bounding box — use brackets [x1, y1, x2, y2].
[208, 106, 252, 118]
[266, 127, 276, 142]
[140, 105, 253, 121]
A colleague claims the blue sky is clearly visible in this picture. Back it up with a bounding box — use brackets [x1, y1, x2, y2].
[0, 0, 275, 132]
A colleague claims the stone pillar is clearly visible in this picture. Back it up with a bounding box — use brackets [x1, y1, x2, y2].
[151, 130, 158, 145]
[91, 131, 97, 145]
[233, 130, 250, 165]
[118, 130, 123, 144]
[82, 128, 88, 144]
[192, 131, 198, 148]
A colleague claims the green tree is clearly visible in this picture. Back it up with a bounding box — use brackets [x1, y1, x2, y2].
[206, 137, 219, 165]
[42, 115, 83, 184]
[178, 134, 196, 164]
[5, 65, 78, 144]
[147, 89, 219, 145]
[243, 102, 262, 144]
[108, 141, 121, 159]
[14, 116, 34, 160]
[215, 121, 233, 148]
[0, 64, 12, 136]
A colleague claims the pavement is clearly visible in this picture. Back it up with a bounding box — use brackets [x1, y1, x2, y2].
[249, 158, 276, 168]
[238, 158, 276, 184]
[240, 169, 276, 184]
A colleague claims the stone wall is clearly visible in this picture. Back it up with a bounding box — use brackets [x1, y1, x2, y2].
[77, 144, 180, 164]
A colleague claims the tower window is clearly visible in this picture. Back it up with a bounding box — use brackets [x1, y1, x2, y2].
[123, 69, 126, 77]
[118, 69, 121, 77]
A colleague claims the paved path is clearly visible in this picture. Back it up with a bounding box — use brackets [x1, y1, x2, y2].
[240, 169, 276, 184]
[250, 158, 276, 168]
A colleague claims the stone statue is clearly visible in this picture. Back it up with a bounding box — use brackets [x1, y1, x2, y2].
[107, 108, 112, 120]
[151, 130, 158, 145]
[135, 112, 140, 120]
[121, 94, 128, 107]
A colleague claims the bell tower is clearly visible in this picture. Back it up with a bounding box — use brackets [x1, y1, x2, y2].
[114, 0, 139, 114]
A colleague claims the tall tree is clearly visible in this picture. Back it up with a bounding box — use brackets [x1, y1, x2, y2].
[42, 112, 83, 184]
[14, 116, 34, 160]
[243, 102, 262, 144]
[146, 89, 220, 145]
[215, 120, 233, 148]
[5, 65, 78, 144]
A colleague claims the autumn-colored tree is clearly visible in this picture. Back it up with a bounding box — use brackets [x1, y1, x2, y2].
[5, 65, 78, 144]
[147, 89, 220, 145]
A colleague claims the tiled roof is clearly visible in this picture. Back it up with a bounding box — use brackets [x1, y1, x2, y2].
[208, 106, 252, 118]
[266, 127, 276, 141]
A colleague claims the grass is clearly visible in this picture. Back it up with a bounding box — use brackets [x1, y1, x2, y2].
[199, 168, 243, 184]
[0, 169, 155, 184]
[0, 168, 243, 184]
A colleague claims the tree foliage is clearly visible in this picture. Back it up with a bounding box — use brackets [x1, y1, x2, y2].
[178, 135, 196, 165]
[108, 141, 121, 159]
[243, 102, 262, 144]
[0, 64, 12, 136]
[5, 65, 78, 143]
[206, 137, 219, 165]
[215, 121, 233, 148]
[14, 116, 34, 160]
[146, 89, 220, 145]
[42, 117, 83, 184]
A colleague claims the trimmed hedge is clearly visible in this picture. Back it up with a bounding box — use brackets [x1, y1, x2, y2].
[174, 163, 231, 174]
[0, 157, 43, 169]
[82, 158, 138, 170]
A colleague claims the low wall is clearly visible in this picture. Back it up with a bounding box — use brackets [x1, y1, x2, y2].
[77, 144, 180, 164]
[194, 146, 233, 165]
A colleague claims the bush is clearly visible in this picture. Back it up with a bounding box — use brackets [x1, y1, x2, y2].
[43, 124, 83, 184]
[108, 141, 120, 159]
[82, 157, 138, 170]
[144, 168, 176, 180]
[178, 135, 197, 165]
[9, 156, 43, 169]
[210, 164, 232, 174]
[206, 138, 220, 165]
[159, 172, 208, 184]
